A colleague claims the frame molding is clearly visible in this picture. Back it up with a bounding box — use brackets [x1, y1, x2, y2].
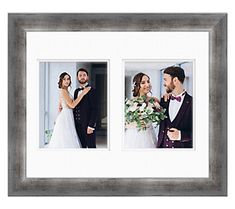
[8, 13, 227, 196]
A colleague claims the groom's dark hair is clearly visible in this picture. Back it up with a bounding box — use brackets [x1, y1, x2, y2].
[77, 68, 89, 76]
[163, 66, 185, 84]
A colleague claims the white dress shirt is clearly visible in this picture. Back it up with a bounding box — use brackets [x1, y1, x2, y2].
[77, 82, 89, 96]
[169, 90, 186, 122]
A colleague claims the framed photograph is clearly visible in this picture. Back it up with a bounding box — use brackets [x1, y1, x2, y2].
[38, 60, 108, 150]
[8, 13, 227, 196]
[123, 59, 194, 149]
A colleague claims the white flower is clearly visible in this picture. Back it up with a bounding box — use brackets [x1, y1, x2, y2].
[126, 100, 132, 105]
[128, 102, 138, 112]
[146, 106, 154, 114]
[142, 112, 148, 118]
[139, 102, 146, 112]
[125, 96, 167, 131]
[145, 102, 153, 112]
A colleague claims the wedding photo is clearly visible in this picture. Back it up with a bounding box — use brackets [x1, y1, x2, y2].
[124, 60, 193, 149]
[39, 61, 108, 149]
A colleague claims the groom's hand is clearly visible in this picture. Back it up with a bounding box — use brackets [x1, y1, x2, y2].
[167, 128, 181, 141]
[87, 127, 94, 134]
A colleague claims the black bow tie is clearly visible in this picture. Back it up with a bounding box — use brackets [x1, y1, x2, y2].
[78, 84, 89, 91]
[78, 87, 84, 91]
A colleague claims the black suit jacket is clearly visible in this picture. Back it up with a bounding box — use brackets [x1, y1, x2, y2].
[73, 86, 98, 129]
[157, 92, 193, 148]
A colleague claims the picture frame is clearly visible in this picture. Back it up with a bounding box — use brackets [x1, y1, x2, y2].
[8, 13, 227, 196]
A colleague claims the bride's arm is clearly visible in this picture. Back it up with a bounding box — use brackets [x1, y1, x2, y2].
[58, 100, 62, 112]
[61, 87, 91, 109]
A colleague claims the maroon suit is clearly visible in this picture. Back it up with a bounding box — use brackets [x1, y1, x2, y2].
[157, 92, 193, 148]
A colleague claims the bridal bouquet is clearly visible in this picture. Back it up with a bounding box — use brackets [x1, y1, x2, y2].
[125, 96, 167, 131]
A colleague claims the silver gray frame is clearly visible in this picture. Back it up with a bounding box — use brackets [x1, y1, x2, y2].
[8, 13, 227, 196]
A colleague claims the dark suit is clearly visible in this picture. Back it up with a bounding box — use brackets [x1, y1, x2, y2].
[73, 85, 98, 148]
[157, 92, 192, 148]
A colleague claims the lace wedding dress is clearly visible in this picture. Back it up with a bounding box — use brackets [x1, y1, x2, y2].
[47, 90, 81, 148]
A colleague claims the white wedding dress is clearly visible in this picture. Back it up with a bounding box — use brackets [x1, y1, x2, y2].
[124, 123, 156, 149]
[47, 90, 81, 148]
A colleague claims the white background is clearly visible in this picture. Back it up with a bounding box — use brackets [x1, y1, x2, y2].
[1, 0, 233, 208]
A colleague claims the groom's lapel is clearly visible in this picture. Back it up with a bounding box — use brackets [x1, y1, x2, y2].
[172, 93, 191, 126]
[166, 100, 171, 119]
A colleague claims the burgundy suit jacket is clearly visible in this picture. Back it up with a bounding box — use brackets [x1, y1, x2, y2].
[157, 92, 193, 148]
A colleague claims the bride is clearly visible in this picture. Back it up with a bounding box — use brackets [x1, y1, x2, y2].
[48, 72, 90, 148]
[124, 72, 160, 149]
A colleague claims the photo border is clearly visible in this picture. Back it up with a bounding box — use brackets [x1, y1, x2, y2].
[122, 59, 196, 151]
[8, 13, 227, 196]
[37, 59, 110, 150]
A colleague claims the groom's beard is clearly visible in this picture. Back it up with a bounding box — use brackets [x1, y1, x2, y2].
[78, 79, 88, 85]
[165, 82, 175, 93]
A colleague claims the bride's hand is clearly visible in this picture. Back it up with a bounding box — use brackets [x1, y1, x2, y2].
[163, 93, 171, 102]
[152, 97, 160, 108]
[82, 87, 91, 96]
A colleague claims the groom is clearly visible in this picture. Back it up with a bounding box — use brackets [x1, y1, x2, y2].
[73, 68, 98, 148]
[157, 66, 192, 148]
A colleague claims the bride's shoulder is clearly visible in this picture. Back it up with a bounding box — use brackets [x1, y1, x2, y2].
[60, 89, 70, 97]
[60, 89, 68, 93]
